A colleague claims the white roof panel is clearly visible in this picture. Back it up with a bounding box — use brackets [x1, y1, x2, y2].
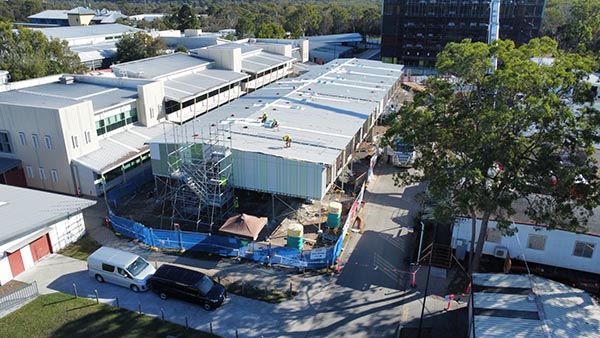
[0, 185, 95, 246]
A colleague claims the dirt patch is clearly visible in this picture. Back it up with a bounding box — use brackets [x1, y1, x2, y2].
[0, 280, 28, 297]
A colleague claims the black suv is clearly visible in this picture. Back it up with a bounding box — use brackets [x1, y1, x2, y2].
[148, 264, 227, 310]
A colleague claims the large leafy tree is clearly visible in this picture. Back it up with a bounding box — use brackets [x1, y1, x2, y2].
[387, 37, 600, 274]
[0, 22, 86, 81]
[168, 4, 200, 31]
[235, 15, 255, 39]
[256, 22, 286, 39]
[115, 32, 166, 63]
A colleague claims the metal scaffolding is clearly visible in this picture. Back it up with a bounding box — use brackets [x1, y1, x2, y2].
[161, 123, 235, 232]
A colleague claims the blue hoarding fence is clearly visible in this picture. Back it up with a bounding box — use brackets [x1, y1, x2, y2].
[108, 212, 334, 271]
[106, 166, 153, 211]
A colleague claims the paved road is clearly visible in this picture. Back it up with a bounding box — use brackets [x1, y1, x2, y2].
[293, 163, 425, 337]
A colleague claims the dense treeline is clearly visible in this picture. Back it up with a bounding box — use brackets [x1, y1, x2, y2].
[1, 0, 382, 38]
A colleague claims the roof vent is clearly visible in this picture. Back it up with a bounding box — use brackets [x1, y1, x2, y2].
[59, 75, 75, 84]
[0, 201, 7, 207]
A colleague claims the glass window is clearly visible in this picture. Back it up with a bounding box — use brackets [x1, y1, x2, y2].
[573, 241, 595, 258]
[102, 263, 115, 272]
[527, 234, 547, 251]
[486, 228, 502, 243]
[196, 274, 215, 295]
[51, 169, 58, 183]
[0, 131, 12, 153]
[39, 168, 46, 181]
[18, 132, 26, 145]
[44, 135, 52, 149]
[32, 134, 39, 148]
[26, 165, 34, 178]
[126, 257, 150, 276]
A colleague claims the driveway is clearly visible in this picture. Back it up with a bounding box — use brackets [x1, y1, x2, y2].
[14, 254, 324, 338]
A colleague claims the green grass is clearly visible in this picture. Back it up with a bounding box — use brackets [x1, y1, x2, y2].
[0, 293, 219, 338]
[58, 235, 102, 261]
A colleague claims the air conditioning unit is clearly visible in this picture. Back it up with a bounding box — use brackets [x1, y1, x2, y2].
[494, 246, 508, 259]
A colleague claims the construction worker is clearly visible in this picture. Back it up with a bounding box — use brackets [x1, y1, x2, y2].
[283, 135, 292, 148]
[271, 119, 279, 128]
[261, 112, 268, 123]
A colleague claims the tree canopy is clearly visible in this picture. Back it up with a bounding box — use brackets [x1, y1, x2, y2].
[0, 21, 86, 81]
[256, 22, 286, 39]
[167, 4, 200, 31]
[115, 31, 166, 63]
[541, 0, 600, 52]
[386, 37, 600, 273]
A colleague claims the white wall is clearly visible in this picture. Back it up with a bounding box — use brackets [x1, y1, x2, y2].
[0, 212, 87, 285]
[452, 217, 600, 274]
[195, 47, 242, 72]
[137, 81, 165, 127]
[48, 212, 86, 252]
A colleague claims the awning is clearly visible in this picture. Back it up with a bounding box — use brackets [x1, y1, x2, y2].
[219, 213, 267, 241]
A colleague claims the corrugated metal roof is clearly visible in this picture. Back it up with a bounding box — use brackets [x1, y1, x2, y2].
[0, 185, 96, 246]
[163, 69, 249, 102]
[28, 10, 69, 20]
[0, 81, 137, 111]
[73, 122, 175, 173]
[33, 24, 139, 40]
[112, 53, 212, 79]
[70, 41, 117, 62]
[472, 273, 600, 338]
[153, 58, 404, 165]
[242, 53, 292, 74]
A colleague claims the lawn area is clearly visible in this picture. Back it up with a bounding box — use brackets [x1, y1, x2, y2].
[58, 235, 101, 260]
[0, 293, 219, 338]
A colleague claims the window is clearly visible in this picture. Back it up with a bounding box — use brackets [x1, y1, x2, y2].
[84, 131, 91, 144]
[39, 168, 46, 181]
[486, 228, 502, 243]
[0, 131, 13, 153]
[44, 135, 52, 149]
[26, 165, 34, 178]
[102, 263, 115, 272]
[573, 241, 595, 258]
[32, 134, 39, 148]
[527, 234, 547, 251]
[18, 132, 26, 145]
[71, 135, 79, 148]
[51, 169, 58, 183]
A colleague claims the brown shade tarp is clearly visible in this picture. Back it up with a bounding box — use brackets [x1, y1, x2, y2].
[219, 213, 267, 241]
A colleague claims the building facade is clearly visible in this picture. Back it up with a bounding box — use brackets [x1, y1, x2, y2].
[381, 0, 546, 68]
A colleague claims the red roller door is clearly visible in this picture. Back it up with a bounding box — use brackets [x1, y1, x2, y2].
[30, 234, 52, 262]
[8, 250, 25, 277]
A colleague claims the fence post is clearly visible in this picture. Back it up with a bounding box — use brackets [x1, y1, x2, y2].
[178, 227, 184, 251]
[94, 289, 99, 304]
[289, 282, 293, 297]
[73, 283, 78, 298]
[138, 302, 142, 314]
[210, 322, 213, 334]
[149, 228, 155, 248]
[116, 297, 120, 308]
[185, 317, 189, 330]
[161, 308, 165, 320]
[236, 329, 239, 338]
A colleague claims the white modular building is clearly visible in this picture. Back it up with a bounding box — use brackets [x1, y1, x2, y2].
[0, 185, 95, 285]
[150, 58, 404, 200]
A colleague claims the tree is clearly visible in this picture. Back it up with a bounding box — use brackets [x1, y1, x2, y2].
[386, 38, 600, 274]
[256, 22, 286, 39]
[115, 32, 166, 63]
[0, 22, 86, 81]
[235, 16, 255, 39]
[168, 4, 200, 31]
[557, 0, 600, 52]
[330, 5, 351, 34]
[284, 4, 321, 38]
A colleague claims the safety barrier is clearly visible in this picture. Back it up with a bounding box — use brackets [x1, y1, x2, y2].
[108, 180, 366, 271]
[0, 281, 38, 318]
[109, 213, 333, 271]
[106, 167, 153, 210]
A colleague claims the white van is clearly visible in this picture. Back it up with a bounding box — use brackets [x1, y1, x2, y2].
[87, 247, 156, 292]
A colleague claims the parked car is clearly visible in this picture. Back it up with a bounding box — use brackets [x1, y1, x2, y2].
[87, 247, 156, 292]
[148, 264, 227, 310]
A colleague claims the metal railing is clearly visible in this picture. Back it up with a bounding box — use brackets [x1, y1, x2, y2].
[0, 281, 39, 317]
